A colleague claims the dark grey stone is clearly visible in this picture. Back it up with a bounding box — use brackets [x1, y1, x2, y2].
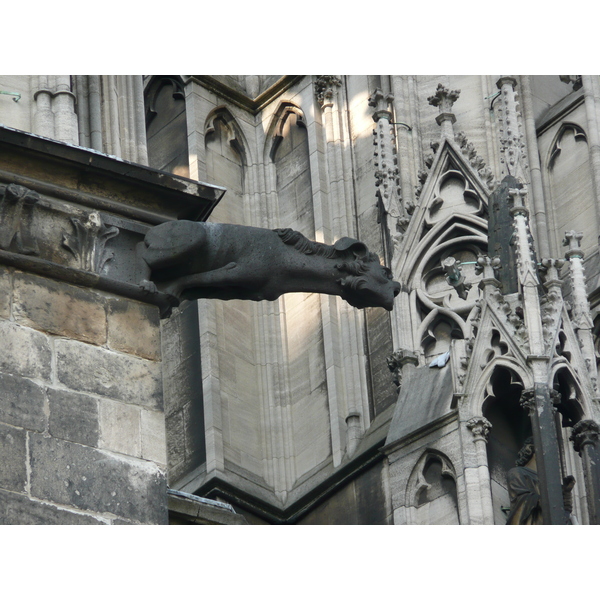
[137, 222, 401, 317]
[0, 371, 46, 432]
[386, 364, 455, 446]
[0, 488, 105, 524]
[29, 433, 168, 523]
[48, 387, 99, 447]
[0, 423, 27, 493]
[487, 175, 522, 294]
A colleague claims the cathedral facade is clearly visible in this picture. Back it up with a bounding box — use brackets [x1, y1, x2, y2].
[0, 74, 599, 524]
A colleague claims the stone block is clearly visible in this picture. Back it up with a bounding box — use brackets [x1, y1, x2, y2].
[0, 371, 46, 432]
[107, 298, 160, 361]
[0, 265, 11, 319]
[55, 339, 163, 410]
[48, 387, 99, 447]
[12, 272, 107, 345]
[99, 398, 141, 457]
[0, 488, 106, 524]
[141, 409, 167, 465]
[166, 410, 185, 474]
[29, 433, 168, 523]
[0, 320, 52, 381]
[0, 423, 27, 493]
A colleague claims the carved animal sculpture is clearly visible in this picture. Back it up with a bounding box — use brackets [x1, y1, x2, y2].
[137, 221, 400, 312]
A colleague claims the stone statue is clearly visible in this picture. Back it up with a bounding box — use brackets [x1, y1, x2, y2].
[505, 437, 575, 525]
[137, 221, 400, 313]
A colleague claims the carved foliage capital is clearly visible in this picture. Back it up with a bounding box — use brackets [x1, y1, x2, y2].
[387, 348, 418, 388]
[467, 416, 492, 441]
[520, 388, 536, 416]
[315, 75, 342, 108]
[570, 419, 600, 453]
[63, 211, 119, 273]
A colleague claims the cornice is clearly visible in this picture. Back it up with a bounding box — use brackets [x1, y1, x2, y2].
[186, 75, 305, 114]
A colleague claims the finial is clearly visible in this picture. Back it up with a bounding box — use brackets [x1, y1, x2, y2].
[428, 83, 460, 138]
[563, 230, 584, 258]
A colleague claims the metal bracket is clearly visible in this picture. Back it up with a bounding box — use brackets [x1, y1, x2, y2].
[0, 91, 21, 103]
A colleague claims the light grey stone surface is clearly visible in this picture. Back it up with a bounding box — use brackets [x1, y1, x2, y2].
[55, 339, 162, 409]
[12, 272, 107, 345]
[386, 364, 454, 446]
[0, 320, 52, 381]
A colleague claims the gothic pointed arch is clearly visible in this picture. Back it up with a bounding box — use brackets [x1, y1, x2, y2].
[204, 108, 247, 225]
[394, 136, 491, 362]
[144, 75, 189, 177]
[480, 365, 530, 523]
[545, 120, 595, 255]
[405, 449, 459, 524]
[548, 122, 587, 168]
[552, 366, 585, 427]
[205, 106, 249, 168]
[144, 76, 186, 126]
[265, 102, 307, 163]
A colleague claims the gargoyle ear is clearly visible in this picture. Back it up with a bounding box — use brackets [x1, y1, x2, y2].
[334, 237, 368, 257]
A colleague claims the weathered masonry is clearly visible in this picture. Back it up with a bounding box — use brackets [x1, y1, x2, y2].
[0, 127, 225, 524]
[2, 75, 600, 525]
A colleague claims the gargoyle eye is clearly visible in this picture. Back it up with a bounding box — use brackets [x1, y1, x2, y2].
[382, 267, 393, 280]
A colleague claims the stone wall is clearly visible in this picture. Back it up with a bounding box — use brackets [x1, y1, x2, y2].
[0, 126, 223, 524]
[0, 267, 167, 523]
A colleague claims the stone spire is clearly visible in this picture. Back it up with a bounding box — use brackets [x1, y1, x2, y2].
[563, 231, 597, 387]
[496, 77, 528, 181]
[369, 88, 408, 259]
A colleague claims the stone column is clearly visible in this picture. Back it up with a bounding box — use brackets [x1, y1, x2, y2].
[519, 76, 550, 257]
[466, 416, 494, 524]
[52, 75, 78, 145]
[315, 75, 370, 460]
[563, 231, 597, 388]
[369, 87, 404, 262]
[570, 419, 600, 524]
[520, 387, 567, 524]
[32, 76, 55, 138]
[495, 76, 528, 183]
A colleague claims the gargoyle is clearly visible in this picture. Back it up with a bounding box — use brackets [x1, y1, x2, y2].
[136, 221, 400, 314]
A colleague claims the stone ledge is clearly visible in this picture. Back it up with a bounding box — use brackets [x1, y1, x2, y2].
[0, 125, 225, 223]
[0, 248, 174, 317]
[168, 489, 248, 525]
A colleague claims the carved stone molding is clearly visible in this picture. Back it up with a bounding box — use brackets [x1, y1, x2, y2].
[570, 419, 600, 454]
[467, 416, 492, 442]
[428, 84, 460, 137]
[427, 84, 460, 113]
[0, 183, 40, 256]
[454, 131, 495, 190]
[62, 212, 119, 273]
[520, 388, 536, 416]
[387, 348, 419, 388]
[315, 75, 342, 109]
[495, 77, 528, 179]
[559, 75, 582, 91]
[563, 230, 585, 260]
